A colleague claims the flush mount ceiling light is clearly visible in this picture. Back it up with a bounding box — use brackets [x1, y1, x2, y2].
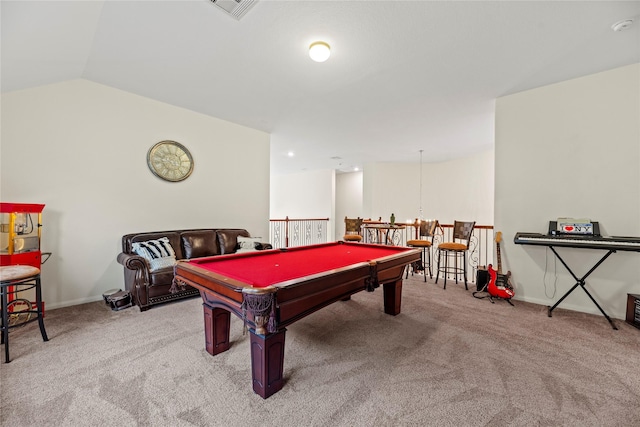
[611, 19, 633, 32]
[418, 149, 424, 221]
[309, 41, 331, 62]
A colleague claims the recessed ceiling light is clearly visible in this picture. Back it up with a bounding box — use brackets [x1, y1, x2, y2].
[287, 151, 294, 157]
[309, 41, 331, 62]
[611, 19, 633, 32]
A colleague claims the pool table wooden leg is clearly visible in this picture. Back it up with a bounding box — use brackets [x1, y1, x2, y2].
[203, 305, 231, 355]
[250, 329, 286, 399]
[383, 280, 402, 315]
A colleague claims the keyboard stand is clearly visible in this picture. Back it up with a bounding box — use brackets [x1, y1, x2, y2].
[547, 246, 618, 330]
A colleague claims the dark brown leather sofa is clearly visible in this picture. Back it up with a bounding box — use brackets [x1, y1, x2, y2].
[117, 228, 271, 311]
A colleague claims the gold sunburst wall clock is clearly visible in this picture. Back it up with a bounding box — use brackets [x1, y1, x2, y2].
[147, 140, 194, 182]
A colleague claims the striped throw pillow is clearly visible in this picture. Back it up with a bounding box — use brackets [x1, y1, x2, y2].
[236, 236, 262, 253]
[132, 237, 177, 272]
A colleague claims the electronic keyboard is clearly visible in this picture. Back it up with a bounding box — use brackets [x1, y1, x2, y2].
[514, 232, 640, 252]
[514, 229, 640, 330]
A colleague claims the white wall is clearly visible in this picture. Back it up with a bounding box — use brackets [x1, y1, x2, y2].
[495, 64, 640, 320]
[335, 171, 363, 240]
[270, 168, 336, 238]
[1, 79, 271, 309]
[362, 151, 495, 226]
[420, 151, 495, 226]
[363, 162, 422, 225]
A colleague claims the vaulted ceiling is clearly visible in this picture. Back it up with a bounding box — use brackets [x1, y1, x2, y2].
[2, 1, 639, 174]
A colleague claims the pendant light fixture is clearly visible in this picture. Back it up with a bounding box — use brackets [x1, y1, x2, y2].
[419, 149, 424, 221]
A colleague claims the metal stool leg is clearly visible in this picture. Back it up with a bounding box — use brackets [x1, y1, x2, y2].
[406, 245, 429, 282]
[421, 247, 427, 282]
[436, 249, 443, 285]
[453, 252, 459, 284]
[437, 249, 469, 290]
[1, 288, 9, 363]
[463, 252, 468, 290]
[35, 276, 48, 342]
[443, 251, 449, 289]
[0, 269, 48, 363]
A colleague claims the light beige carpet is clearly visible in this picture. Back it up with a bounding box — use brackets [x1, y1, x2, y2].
[1, 274, 639, 426]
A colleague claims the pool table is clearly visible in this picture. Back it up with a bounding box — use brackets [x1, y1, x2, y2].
[174, 241, 420, 398]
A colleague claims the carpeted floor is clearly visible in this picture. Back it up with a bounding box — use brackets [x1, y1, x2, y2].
[1, 274, 639, 426]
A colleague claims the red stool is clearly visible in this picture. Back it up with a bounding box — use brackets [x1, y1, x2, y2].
[0, 265, 49, 363]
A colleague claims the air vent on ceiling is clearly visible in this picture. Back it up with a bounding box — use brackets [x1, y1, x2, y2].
[209, 0, 258, 20]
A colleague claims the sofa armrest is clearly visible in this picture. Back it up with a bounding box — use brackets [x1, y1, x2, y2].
[117, 252, 149, 275]
[116, 252, 151, 308]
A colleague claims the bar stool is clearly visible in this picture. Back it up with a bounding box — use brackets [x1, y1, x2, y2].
[435, 221, 476, 290]
[343, 217, 364, 242]
[406, 219, 438, 281]
[0, 265, 49, 363]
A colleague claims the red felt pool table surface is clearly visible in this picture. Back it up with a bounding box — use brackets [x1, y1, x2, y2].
[187, 241, 410, 288]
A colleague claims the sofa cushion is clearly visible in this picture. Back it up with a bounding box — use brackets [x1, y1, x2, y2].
[217, 229, 250, 255]
[124, 231, 184, 260]
[236, 236, 263, 253]
[181, 230, 219, 259]
[131, 237, 177, 272]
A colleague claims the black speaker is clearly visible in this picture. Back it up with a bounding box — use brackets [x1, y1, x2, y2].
[476, 267, 489, 292]
[107, 290, 132, 311]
